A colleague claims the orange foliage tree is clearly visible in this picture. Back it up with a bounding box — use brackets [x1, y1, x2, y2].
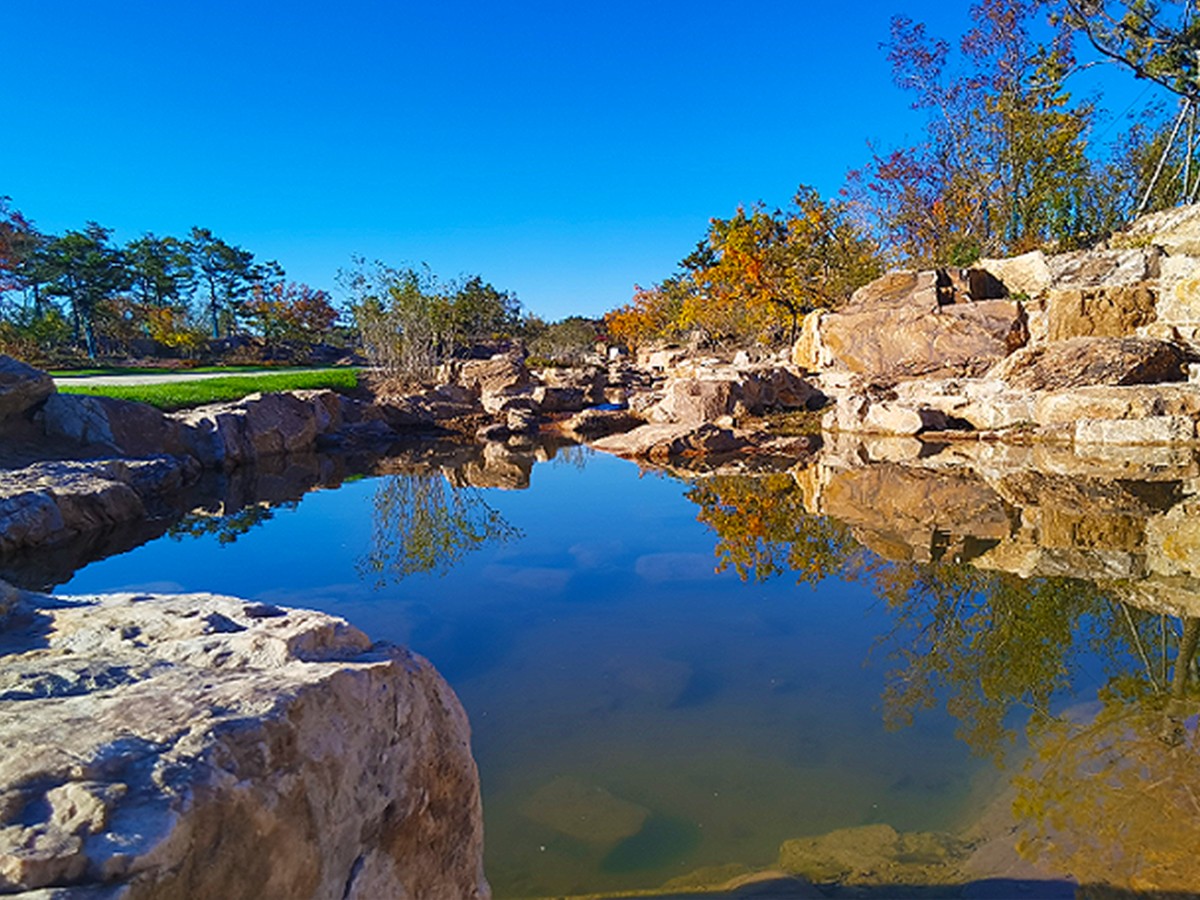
[605, 186, 880, 348]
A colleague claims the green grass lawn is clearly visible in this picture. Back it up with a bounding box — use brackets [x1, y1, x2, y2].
[55, 369, 360, 411]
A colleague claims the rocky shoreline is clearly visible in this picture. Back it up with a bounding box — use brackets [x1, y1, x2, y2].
[6, 204, 1200, 898]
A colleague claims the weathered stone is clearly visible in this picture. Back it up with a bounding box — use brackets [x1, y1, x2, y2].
[563, 407, 644, 438]
[458, 353, 530, 401]
[1111, 201, 1200, 255]
[0, 356, 53, 422]
[862, 403, 948, 436]
[976, 250, 1052, 299]
[792, 310, 832, 372]
[819, 299, 1027, 381]
[990, 337, 1187, 391]
[1075, 415, 1195, 445]
[528, 385, 587, 413]
[848, 270, 939, 309]
[521, 776, 648, 844]
[0, 589, 488, 899]
[0, 458, 193, 554]
[654, 378, 739, 425]
[1046, 283, 1158, 340]
[590, 422, 748, 460]
[42, 394, 186, 457]
[1047, 246, 1160, 289]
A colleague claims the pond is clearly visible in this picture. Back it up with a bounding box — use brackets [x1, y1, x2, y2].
[45, 437, 1200, 898]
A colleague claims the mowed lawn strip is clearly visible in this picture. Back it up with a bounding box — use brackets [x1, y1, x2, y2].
[55, 369, 359, 411]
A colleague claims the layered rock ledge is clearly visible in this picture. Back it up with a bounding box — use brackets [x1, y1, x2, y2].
[0, 587, 488, 899]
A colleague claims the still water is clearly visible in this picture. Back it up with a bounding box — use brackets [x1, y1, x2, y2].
[51, 441, 1199, 897]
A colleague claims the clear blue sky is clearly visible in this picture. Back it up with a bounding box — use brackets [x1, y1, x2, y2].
[3, 1, 1149, 320]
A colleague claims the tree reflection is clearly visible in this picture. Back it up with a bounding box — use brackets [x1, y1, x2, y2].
[685, 473, 868, 586]
[358, 471, 520, 586]
[170, 502, 289, 545]
[1012, 613, 1200, 894]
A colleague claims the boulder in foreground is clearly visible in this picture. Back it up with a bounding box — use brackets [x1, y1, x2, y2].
[0, 588, 489, 899]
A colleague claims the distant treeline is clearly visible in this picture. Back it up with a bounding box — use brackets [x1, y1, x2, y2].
[0, 213, 341, 361]
[606, 0, 1200, 348]
[0, 208, 602, 367]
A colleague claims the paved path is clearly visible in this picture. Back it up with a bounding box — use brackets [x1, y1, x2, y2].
[52, 368, 320, 387]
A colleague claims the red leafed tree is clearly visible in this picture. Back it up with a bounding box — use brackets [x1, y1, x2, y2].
[243, 281, 338, 346]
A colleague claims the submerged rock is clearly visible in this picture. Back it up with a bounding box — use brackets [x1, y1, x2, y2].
[0, 587, 488, 899]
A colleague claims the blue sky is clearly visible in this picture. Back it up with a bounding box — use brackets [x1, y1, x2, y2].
[3, 1, 1151, 319]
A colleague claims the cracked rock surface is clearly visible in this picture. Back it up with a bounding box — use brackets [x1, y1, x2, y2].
[0, 588, 488, 899]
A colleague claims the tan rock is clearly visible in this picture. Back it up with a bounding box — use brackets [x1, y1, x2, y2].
[1047, 246, 1160, 288]
[1075, 415, 1196, 445]
[0, 356, 53, 422]
[1111, 201, 1200, 255]
[976, 250, 1052, 299]
[820, 299, 1026, 381]
[0, 589, 488, 899]
[1045, 283, 1158, 340]
[990, 337, 1186, 391]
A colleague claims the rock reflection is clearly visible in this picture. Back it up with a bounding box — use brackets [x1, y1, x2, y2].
[0, 437, 580, 591]
[679, 437, 1200, 893]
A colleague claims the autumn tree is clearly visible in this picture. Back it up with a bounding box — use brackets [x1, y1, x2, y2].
[850, 0, 1098, 265]
[606, 187, 879, 348]
[242, 281, 339, 347]
[685, 472, 869, 587]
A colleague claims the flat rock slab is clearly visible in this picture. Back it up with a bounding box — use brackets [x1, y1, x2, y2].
[0, 588, 488, 899]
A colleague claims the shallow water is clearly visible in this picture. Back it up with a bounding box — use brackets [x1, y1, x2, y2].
[53, 442, 1199, 897]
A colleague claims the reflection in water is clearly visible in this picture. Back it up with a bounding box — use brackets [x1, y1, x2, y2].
[1015, 614, 1200, 894]
[359, 471, 519, 584]
[688, 441, 1200, 894]
[37, 433, 1200, 896]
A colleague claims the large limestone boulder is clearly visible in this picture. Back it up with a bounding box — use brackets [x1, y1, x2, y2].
[1111, 202, 1200, 255]
[42, 393, 187, 457]
[172, 391, 347, 469]
[0, 588, 488, 899]
[1045, 283, 1157, 340]
[819, 298, 1026, 381]
[0, 457, 194, 554]
[457, 353, 530, 408]
[976, 250, 1052, 299]
[989, 336, 1187, 391]
[803, 269, 1026, 382]
[590, 422, 749, 461]
[0, 356, 53, 422]
[1047, 247, 1160, 289]
[651, 368, 816, 426]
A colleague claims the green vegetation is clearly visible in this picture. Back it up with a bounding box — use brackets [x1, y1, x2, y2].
[0, 204, 342, 363]
[55, 368, 359, 411]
